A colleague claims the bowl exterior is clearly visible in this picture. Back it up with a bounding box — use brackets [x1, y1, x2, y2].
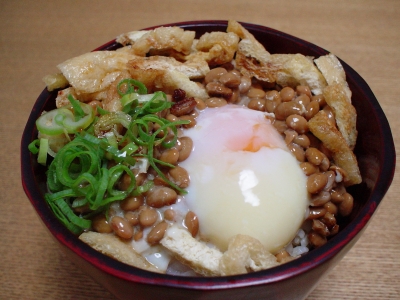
[21, 20, 396, 300]
[56, 231, 364, 300]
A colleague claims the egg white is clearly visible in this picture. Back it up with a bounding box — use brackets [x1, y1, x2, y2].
[180, 105, 309, 253]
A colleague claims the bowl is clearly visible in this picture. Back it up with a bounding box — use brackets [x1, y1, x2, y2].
[21, 20, 395, 300]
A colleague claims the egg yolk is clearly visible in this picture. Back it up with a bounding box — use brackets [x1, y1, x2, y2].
[180, 105, 309, 253]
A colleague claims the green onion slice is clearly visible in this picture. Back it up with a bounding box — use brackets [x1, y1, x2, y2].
[37, 138, 49, 165]
[36, 102, 95, 135]
[67, 94, 85, 121]
[117, 78, 147, 96]
[28, 139, 40, 154]
[34, 78, 192, 234]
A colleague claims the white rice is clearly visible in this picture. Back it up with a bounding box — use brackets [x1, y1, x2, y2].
[286, 228, 310, 257]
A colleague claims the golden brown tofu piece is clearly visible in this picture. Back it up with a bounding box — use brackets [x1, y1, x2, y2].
[308, 111, 361, 186]
[323, 83, 358, 150]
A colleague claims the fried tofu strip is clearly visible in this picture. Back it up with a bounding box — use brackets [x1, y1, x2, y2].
[228, 20, 327, 94]
[160, 226, 281, 276]
[194, 31, 239, 66]
[220, 235, 279, 276]
[308, 111, 361, 186]
[79, 232, 161, 273]
[160, 227, 223, 276]
[235, 39, 276, 83]
[128, 55, 209, 79]
[275, 54, 327, 95]
[55, 87, 76, 108]
[116, 30, 147, 45]
[227, 20, 268, 54]
[323, 83, 357, 149]
[57, 48, 137, 95]
[227, 20, 275, 82]
[127, 60, 209, 99]
[116, 26, 195, 57]
[43, 73, 69, 92]
[55, 87, 108, 108]
[314, 53, 352, 100]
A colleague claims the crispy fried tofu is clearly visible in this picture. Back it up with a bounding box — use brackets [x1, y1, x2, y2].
[227, 20, 275, 82]
[160, 226, 223, 276]
[228, 20, 327, 94]
[127, 55, 209, 79]
[43, 73, 69, 92]
[116, 30, 148, 46]
[79, 231, 162, 273]
[314, 53, 352, 100]
[235, 39, 276, 83]
[127, 59, 209, 99]
[102, 70, 132, 112]
[117, 26, 196, 57]
[323, 83, 357, 149]
[274, 54, 328, 95]
[161, 227, 279, 276]
[57, 48, 137, 95]
[308, 111, 361, 186]
[219, 235, 279, 276]
[55, 87, 76, 108]
[227, 20, 267, 53]
[55, 87, 108, 108]
[194, 31, 239, 66]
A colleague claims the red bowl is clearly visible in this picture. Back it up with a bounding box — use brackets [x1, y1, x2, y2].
[21, 20, 395, 300]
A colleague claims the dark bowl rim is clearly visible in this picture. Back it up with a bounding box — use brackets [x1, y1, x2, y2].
[21, 20, 396, 290]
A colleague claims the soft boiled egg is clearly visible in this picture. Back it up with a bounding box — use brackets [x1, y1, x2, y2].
[179, 105, 309, 253]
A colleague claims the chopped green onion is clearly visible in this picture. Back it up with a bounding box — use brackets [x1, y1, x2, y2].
[107, 164, 135, 197]
[97, 106, 110, 115]
[54, 198, 91, 229]
[67, 94, 85, 121]
[105, 132, 118, 148]
[120, 142, 139, 156]
[93, 111, 132, 137]
[71, 172, 98, 199]
[36, 102, 95, 136]
[38, 138, 49, 165]
[98, 140, 137, 166]
[120, 92, 139, 107]
[71, 197, 87, 208]
[36, 109, 67, 135]
[45, 189, 76, 201]
[33, 78, 191, 234]
[90, 167, 109, 210]
[62, 103, 95, 132]
[145, 120, 190, 195]
[28, 139, 40, 155]
[45, 195, 82, 234]
[132, 180, 154, 196]
[117, 78, 147, 96]
[140, 91, 172, 114]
